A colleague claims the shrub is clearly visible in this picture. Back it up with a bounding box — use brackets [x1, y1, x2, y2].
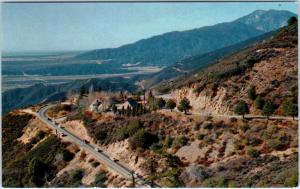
[240, 124, 250, 132]
[254, 95, 265, 109]
[93, 171, 108, 187]
[202, 122, 213, 130]
[95, 131, 107, 141]
[288, 16, 298, 26]
[131, 129, 157, 149]
[248, 85, 256, 100]
[62, 150, 74, 162]
[70, 169, 84, 182]
[267, 139, 286, 151]
[91, 161, 100, 168]
[247, 148, 260, 158]
[197, 133, 205, 140]
[284, 170, 298, 187]
[164, 136, 173, 148]
[282, 100, 298, 119]
[36, 130, 46, 140]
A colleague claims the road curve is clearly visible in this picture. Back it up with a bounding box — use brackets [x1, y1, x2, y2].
[38, 104, 152, 188]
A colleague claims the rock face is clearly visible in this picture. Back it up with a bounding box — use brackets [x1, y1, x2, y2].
[180, 165, 209, 187]
[173, 86, 231, 115]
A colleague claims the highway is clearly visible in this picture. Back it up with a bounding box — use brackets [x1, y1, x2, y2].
[38, 104, 153, 188]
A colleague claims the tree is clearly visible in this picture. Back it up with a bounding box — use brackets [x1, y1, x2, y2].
[248, 85, 256, 100]
[288, 16, 298, 26]
[79, 86, 85, 98]
[112, 104, 117, 113]
[283, 100, 298, 120]
[178, 97, 191, 114]
[132, 129, 156, 149]
[156, 98, 166, 109]
[166, 99, 176, 111]
[254, 95, 265, 109]
[234, 100, 249, 118]
[262, 101, 275, 118]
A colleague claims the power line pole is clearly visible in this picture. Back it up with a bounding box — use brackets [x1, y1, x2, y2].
[131, 171, 135, 188]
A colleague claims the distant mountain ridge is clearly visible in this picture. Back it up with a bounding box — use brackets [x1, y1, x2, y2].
[77, 9, 296, 68]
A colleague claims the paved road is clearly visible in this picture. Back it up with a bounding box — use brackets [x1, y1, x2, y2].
[38, 104, 153, 188]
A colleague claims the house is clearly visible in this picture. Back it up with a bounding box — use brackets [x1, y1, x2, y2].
[116, 98, 139, 110]
[89, 99, 102, 112]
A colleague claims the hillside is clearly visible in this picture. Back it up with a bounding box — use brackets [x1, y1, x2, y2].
[155, 20, 298, 116]
[77, 10, 295, 68]
[143, 30, 275, 88]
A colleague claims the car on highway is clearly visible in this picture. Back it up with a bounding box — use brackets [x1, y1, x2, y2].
[95, 147, 102, 152]
[83, 139, 90, 144]
[47, 117, 51, 121]
[61, 133, 67, 137]
[58, 125, 61, 128]
[111, 157, 119, 162]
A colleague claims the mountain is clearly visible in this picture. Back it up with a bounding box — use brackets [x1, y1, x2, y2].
[156, 20, 298, 116]
[143, 30, 275, 89]
[76, 10, 296, 68]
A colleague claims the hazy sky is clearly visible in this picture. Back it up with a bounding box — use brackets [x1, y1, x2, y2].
[2, 2, 298, 52]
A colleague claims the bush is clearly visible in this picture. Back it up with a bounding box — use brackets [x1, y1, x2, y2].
[93, 171, 108, 187]
[254, 95, 265, 109]
[262, 101, 275, 117]
[240, 124, 250, 132]
[197, 133, 205, 140]
[164, 136, 173, 148]
[117, 120, 143, 140]
[131, 129, 157, 149]
[284, 170, 298, 187]
[178, 97, 191, 114]
[247, 148, 260, 158]
[36, 131, 46, 140]
[267, 139, 286, 151]
[248, 85, 256, 100]
[70, 169, 84, 182]
[62, 150, 74, 162]
[95, 131, 107, 141]
[92, 161, 100, 168]
[166, 99, 176, 111]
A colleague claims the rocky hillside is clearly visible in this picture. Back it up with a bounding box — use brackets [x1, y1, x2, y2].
[2, 110, 129, 187]
[157, 20, 297, 116]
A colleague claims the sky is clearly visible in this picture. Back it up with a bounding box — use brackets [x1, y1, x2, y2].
[2, 2, 298, 52]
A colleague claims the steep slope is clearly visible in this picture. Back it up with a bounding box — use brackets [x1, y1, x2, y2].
[157, 21, 297, 116]
[77, 10, 295, 68]
[144, 30, 275, 88]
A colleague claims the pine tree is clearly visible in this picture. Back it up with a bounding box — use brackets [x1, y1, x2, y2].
[166, 99, 176, 111]
[283, 100, 298, 120]
[178, 97, 191, 114]
[234, 100, 249, 118]
[254, 95, 264, 109]
[262, 101, 274, 119]
[248, 85, 256, 100]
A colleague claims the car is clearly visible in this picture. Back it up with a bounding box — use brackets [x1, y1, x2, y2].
[58, 125, 61, 128]
[47, 117, 51, 121]
[61, 133, 67, 137]
[111, 157, 119, 162]
[95, 147, 102, 152]
[83, 139, 90, 144]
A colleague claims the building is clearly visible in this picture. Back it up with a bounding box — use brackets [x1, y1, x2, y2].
[116, 98, 139, 110]
[89, 99, 102, 112]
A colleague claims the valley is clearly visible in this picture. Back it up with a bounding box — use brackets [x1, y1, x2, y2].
[2, 8, 298, 188]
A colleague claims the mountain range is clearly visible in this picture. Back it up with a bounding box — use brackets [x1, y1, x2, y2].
[77, 9, 295, 68]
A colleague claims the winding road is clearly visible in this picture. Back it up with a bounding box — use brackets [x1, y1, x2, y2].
[38, 104, 154, 188]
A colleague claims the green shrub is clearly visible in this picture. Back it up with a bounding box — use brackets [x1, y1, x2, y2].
[247, 148, 260, 158]
[92, 171, 107, 187]
[197, 133, 205, 140]
[70, 169, 84, 182]
[91, 162, 100, 168]
[284, 170, 298, 187]
[62, 150, 74, 162]
[267, 139, 286, 151]
[95, 131, 107, 141]
[254, 95, 265, 109]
